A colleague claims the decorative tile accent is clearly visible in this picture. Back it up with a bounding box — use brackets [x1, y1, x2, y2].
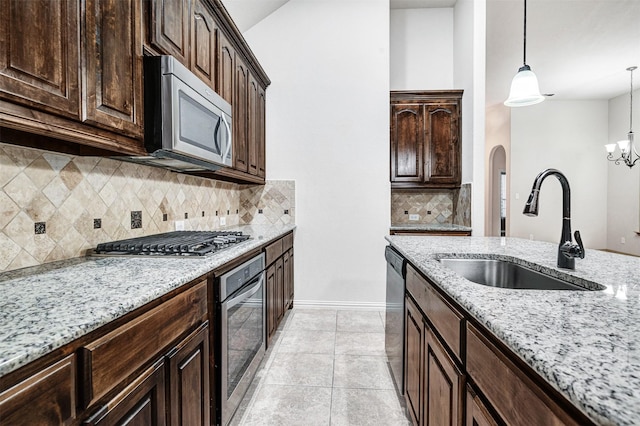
[391, 190, 454, 225]
[93, 219, 101, 229]
[239, 181, 295, 226]
[131, 211, 142, 229]
[34, 222, 46, 234]
[163, 213, 168, 222]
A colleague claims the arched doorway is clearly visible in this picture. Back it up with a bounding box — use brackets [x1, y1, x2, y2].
[488, 145, 507, 237]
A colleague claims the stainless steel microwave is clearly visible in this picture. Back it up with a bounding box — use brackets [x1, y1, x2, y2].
[123, 55, 232, 172]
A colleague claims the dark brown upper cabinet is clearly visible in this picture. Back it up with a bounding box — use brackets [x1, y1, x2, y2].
[83, 0, 144, 139]
[149, 0, 191, 66]
[233, 55, 249, 173]
[248, 74, 259, 176]
[390, 90, 462, 189]
[0, 0, 270, 183]
[0, 0, 81, 120]
[218, 31, 235, 105]
[190, 0, 218, 89]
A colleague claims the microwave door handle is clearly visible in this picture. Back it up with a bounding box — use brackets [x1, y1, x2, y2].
[226, 274, 264, 309]
[222, 114, 232, 160]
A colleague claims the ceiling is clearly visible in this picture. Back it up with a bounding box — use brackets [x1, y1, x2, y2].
[486, 0, 640, 107]
[222, 0, 640, 106]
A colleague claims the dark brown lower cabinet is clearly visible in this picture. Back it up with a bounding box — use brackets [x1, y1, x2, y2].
[0, 354, 77, 425]
[166, 323, 210, 426]
[283, 249, 294, 310]
[404, 262, 596, 426]
[84, 359, 166, 426]
[265, 233, 294, 347]
[405, 294, 463, 426]
[424, 329, 463, 426]
[465, 385, 501, 426]
[405, 295, 424, 426]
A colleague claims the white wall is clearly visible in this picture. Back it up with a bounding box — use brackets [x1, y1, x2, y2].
[244, 0, 390, 308]
[606, 88, 640, 255]
[389, 8, 453, 90]
[510, 101, 609, 249]
[454, 0, 486, 236]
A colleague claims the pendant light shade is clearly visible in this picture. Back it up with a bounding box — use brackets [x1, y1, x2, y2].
[504, 65, 545, 107]
[504, 0, 545, 107]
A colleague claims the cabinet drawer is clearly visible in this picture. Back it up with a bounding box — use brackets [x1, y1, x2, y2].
[81, 280, 207, 408]
[406, 264, 428, 311]
[406, 265, 463, 362]
[265, 238, 283, 266]
[467, 324, 580, 426]
[0, 355, 76, 425]
[282, 232, 294, 252]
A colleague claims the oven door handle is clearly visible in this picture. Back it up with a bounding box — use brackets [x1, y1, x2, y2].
[226, 273, 264, 309]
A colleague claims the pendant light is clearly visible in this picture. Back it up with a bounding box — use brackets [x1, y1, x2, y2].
[606, 66, 638, 168]
[504, 0, 545, 107]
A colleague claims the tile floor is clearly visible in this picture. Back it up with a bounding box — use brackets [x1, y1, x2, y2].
[230, 309, 411, 426]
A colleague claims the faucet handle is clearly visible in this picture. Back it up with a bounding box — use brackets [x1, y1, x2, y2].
[573, 230, 585, 259]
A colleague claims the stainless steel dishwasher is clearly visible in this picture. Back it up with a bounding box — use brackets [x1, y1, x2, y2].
[385, 245, 406, 395]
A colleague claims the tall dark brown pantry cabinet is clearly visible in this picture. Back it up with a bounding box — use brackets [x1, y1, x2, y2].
[390, 90, 462, 188]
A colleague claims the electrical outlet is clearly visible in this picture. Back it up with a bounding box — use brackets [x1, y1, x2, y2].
[529, 234, 534, 240]
[516, 193, 520, 200]
[175, 220, 185, 231]
[220, 217, 226, 226]
[621, 237, 626, 244]
[409, 214, 420, 221]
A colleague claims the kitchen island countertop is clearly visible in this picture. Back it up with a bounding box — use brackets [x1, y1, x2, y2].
[389, 223, 472, 233]
[386, 235, 640, 426]
[0, 223, 295, 379]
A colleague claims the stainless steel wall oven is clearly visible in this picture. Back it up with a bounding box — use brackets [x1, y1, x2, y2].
[216, 253, 265, 425]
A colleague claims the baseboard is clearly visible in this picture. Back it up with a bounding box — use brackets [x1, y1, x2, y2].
[293, 299, 386, 310]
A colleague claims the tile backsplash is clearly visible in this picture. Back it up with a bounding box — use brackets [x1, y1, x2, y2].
[391, 183, 471, 227]
[0, 142, 295, 272]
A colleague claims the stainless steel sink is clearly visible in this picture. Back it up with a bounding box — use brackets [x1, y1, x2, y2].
[438, 258, 604, 291]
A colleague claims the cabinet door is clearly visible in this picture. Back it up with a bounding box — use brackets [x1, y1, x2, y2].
[84, 360, 166, 426]
[266, 263, 277, 345]
[247, 74, 259, 176]
[233, 55, 249, 172]
[190, 0, 217, 89]
[0, 355, 76, 425]
[391, 104, 423, 183]
[84, 0, 143, 138]
[275, 257, 285, 322]
[0, 0, 80, 119]
[150, 0, 190, 65]
[405, 295, 424, 426]
[257, 86, 266, 178]
[166, 322, 210, 426]
[283, 249, 293, 310]
[424, 329, 463, 426]
[466, 386, 501, 426]
[424, 102, 460, 185]
[218, 32, 235, 105]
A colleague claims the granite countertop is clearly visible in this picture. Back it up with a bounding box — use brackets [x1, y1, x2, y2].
[0, 223, 295, 379]
[389, 223, 472, 232]
[386, 235, 640, 426]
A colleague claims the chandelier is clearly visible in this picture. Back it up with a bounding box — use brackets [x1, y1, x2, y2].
[606, 66, 638, 168]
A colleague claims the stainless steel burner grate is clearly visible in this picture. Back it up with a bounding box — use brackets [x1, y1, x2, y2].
[94, 231, 250, 256]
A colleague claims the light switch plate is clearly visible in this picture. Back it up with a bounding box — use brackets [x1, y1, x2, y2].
[175, 220, 185, 231]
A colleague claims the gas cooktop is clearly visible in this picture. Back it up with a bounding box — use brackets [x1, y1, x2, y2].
[93, 231, 251, 257]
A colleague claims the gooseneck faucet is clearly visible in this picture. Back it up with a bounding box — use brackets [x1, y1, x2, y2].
[522, 168, 585, 269]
